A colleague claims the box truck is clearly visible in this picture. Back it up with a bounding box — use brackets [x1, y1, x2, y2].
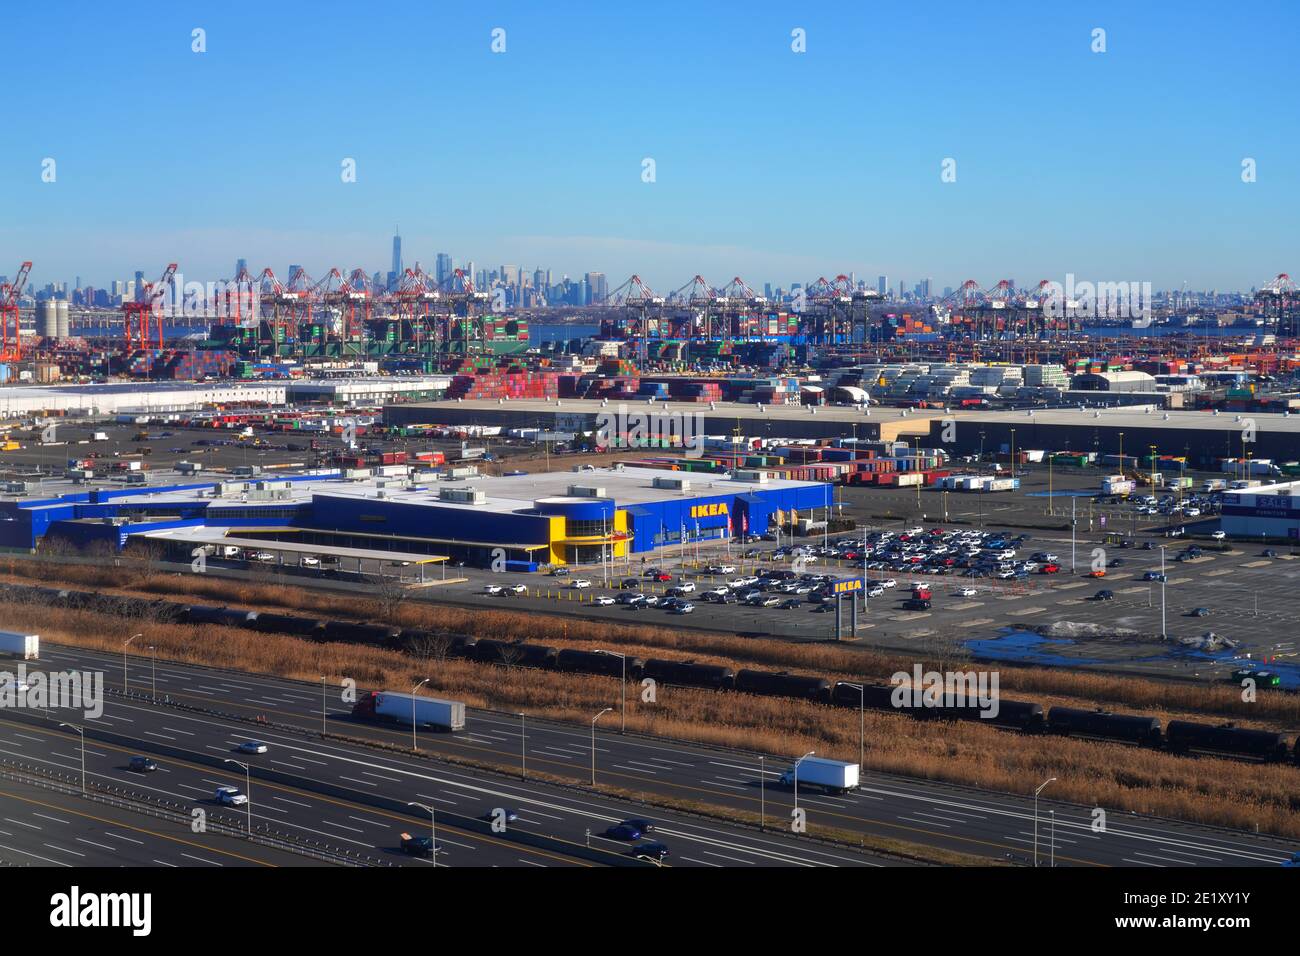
[778, 756, 859, 793]
[0, 631, 39, 660]
[351, 690, 465, 731]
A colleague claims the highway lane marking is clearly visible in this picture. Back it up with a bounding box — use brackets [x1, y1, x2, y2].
[76, 837, 116, 851]
[271, 795, 313, 808]
[153, 859, 179, 867]
[322, 820, 366, 834]
[4, 817, 40, 829]
[898, 816, 949, 828]
[0, 842, 71, 866]
[1122, 857, 1164, 867]
[0, 785, 282, 867]
[181, 853, 223, 866]
[704, 850, 756, 865]
[106, 832, 145, 845]
[339, 775, 378, 787]
[360, 770, 403, 783]
[347, 815, 388, 827]
[612, 764, 657, 774]
[32, 812, 72, 825]
[680, 856, 721, 867]
[45, 843, 86, 857]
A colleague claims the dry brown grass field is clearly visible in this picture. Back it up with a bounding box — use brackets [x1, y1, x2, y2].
[2, 558, 1298, 840]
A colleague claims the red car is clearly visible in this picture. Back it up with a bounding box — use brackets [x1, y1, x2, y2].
[1040, 563, 1060, 574]
[652, 572, 672, 582]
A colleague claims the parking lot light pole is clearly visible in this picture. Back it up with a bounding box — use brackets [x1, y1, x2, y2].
[408, 801, 437, 863]
[1033, 776, 1056, 867]
[591, 708, 613, 785]
[1160, 546, 1167, 639]
[411, 678, 430, 752]
[223, 759, 252, 834]
[123, 633, 141, 694]
[59, 723, 85, 794]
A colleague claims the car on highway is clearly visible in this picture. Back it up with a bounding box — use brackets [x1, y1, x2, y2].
[603, 823, 643, 841]
[128, 756, 158, 773]
[632, 841, 670, 862]
[480, 808, 520, 824]
[236, 741, 268, 754]
[400, 833, 441, 857]
[215, 786, 248, 806]
[1281, 852, 1300, 868]
[620, 818, 656, 833]
[570, 579, 592, 589]
[1093, 589, 1115, 601]
[594, 595, 616, 606]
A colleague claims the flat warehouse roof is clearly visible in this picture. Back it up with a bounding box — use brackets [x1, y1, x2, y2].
[133, 526, 449, 564]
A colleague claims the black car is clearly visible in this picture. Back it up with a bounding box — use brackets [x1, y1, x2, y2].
[811, 603, 836, 613]
[1094, 589, 1115, 601]
[400, 833, 441, 857]
[902, 598, 932, 610]
[620, 818, 655, 833]
[128, 756, 158, 773]
[621, 578, 641, 589]
[1189, 607, 1210, 617]
[1263, 549, 1278, 558]
[632, 841, 670, 861]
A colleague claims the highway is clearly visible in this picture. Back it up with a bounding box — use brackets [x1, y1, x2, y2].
[0, 773, 321, 868]
[13, 641, 1297, 868]
[0, 645, 888, 868]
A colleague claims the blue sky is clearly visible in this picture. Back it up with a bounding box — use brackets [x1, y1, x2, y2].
[2, 0, 1296, 292]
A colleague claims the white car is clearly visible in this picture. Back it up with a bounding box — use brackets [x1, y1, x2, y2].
[506, 584, 527, 594]
[300, 556, 320, 567]
[956, 587, 978, 597]
[670, 603, 696, 614]
[880, 579, 897, 589]
[215, 786, 248, 807]
[675, 581, 696, 593]
[483, 584, 503, 595]
[1211, 531, 1226, 540]
[1186, 508, 1202, 517]
[571, 579, 592, 589]
[713, 565, 736, 575]
[594, 595, 616, 606]
[251, 551, 275, 562]
[866, 586, 885, 598]
[236, 741, 268, 755]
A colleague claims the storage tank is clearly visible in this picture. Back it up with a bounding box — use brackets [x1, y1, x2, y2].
[56, 300, 69, 339]
[40, 300, 58, 339]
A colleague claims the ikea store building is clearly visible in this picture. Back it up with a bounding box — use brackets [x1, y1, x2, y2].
[0, 466, 833, 571]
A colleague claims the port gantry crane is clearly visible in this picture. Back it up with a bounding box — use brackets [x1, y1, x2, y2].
[715, 276, 768, 343]
[392, 266, 440, 352]
[254, 268, 302, 358]
[1256, 273, 1299, 337]
[605, 274, 664, 362]
[436, 267, 491, 355]
[0, 261, 32, 362]
[217, 263, 259, 328]
[665, 274, 716, 343]
[121, 263, 177, 352]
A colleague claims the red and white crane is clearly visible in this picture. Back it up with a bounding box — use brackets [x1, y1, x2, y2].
[0, 261, 32, 361]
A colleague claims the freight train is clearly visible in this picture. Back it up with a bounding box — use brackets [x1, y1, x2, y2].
[3, 582, 1297, 766]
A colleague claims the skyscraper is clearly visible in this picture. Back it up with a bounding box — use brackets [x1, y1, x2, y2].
[436, 253, 453, 286]
[391, 228, 403, 279]
[586, 272, 607, 305]
[877, 275, 888, 296]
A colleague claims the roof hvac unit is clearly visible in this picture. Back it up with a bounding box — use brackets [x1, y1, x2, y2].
[732, 469, 769, 483]
[567, 485, 606, 497]
[439, 487, 487, 505]
[652, 476, 691, 492]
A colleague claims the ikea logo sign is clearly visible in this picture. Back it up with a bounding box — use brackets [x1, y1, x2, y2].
[833, 579, 863, 594]
[690, 502, 729, 519]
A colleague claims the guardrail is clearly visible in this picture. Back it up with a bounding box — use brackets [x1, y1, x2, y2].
[0, 757, 388, 867]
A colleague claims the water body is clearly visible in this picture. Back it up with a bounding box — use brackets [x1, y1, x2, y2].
[963, 629, 1105, 666]
[1078, 325, 1265, 339]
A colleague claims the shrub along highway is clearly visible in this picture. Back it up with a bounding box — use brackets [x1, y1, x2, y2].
[6, 641, 1295, 868]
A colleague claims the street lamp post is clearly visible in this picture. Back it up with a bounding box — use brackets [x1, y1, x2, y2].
[793, 750, 816, 815]
[123, 633, 141, 694]
[59, 723, 85, 794]
[591, 707, 613, 785]
[411, 678, 430, 752]
[840, 683, 866, 771]
[148, 645, 156, 701]
[518, 712, 527, 780]
[1033, 777, 1057, 867]
[598, 650, 627, 733]
[321, 676, 327, 735]
[758, 755, 765, 831]
[1049, 809, 1056, 868]
[408, 801, 438, 864]
[223, 759, 252, 834]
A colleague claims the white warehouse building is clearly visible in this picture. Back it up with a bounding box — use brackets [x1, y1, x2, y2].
[1220, 480, 1300, 541]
